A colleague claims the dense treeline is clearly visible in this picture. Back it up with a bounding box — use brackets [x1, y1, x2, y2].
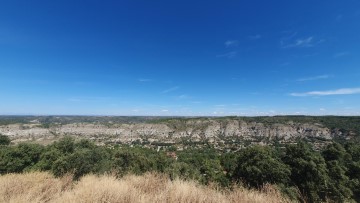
[0, 136, 359, 202]
[0, 116, 164, 126]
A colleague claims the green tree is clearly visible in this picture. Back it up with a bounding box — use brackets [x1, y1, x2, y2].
[112, 149, 156, 176]
[322, 142, 348, 163]
[0, 143, 44, 173]
[345, 142, 360, 201]
[34, 148, 61, 171]
[199, 158, 228, 186]
[322, 143, 353, 202]
[50, 138, 111, 179]
[325, 160, 353, 202]
[0, 135, 11, 145]
[220, 153, 238, 177]
[53, 136, 75, 154]
[165, 162, 200, 181]
[282, 142, 329, 202]
[233, 146, 290, 188]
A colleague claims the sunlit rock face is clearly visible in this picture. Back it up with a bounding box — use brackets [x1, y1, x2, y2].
[0, 118, 348, 145]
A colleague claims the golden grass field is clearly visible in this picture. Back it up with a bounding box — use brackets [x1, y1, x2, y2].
[0, 172, 290, 203]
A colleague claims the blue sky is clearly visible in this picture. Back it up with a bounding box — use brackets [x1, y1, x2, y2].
[1, 0, 360, 116]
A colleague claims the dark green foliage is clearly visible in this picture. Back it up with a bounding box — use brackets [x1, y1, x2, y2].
[220, 152, 238, 177]
[0, 143, 44, 173]
[344, 142, 360, 201]
[34, 148, 62, 171]
[50, 138, 111, 179]
[112, 149, 156, 175]
[175, 148, 229, 186]
[52, 147, 110, 179]
[233, 146, 290, 188]
[282, 142, 330, 202]
[112, 146, 171, 176]
[199, 158, 229, 186]
[1, 136, 360, 202]
[322, 142, 348, 163]
[325, 160, 352, 202]
[53, 136, 76, 154]
[321, 143, 353, 202]
[345, 142, 360, 162]
[0, 135, 11, 145]
[165, 162, 200, 181]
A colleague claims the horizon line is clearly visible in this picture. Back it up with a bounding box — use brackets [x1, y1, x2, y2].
[0, 114, 359, 117]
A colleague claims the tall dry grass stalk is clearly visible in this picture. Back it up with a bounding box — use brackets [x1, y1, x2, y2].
[0, 172, 290, 203]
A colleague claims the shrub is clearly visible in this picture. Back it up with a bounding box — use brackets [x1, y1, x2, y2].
[0, 135, 11, 146]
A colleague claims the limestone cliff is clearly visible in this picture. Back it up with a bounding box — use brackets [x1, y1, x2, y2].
[0, 118, 351, 144]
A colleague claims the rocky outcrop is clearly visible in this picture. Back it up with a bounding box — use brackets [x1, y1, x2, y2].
[0, 119, 348, 143]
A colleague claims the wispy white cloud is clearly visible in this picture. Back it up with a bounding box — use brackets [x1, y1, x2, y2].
[224, 40, 238, 47]
[290, 87, 360, 96]
[296, 74, 331, 82]
[336, 14, 343, 22]
[67, 97, 111, 102]
[191, 101, 202, 104]
[177, 94, 189, 99]
[333, 52, 349, 58]
[249, 34, 262, 40]
[68, 98, 83, 102]
[280, 62, 290, 67]
[282, 36, 314, 48]
[280, 32, 324, 48]
[162, 86, 179, 94]
[138, 78, 153, 82]
[214, 104, 226, 107]
[216, 51, 237, 58]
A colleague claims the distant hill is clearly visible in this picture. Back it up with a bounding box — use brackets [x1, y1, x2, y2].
[0, 116, 358, 149]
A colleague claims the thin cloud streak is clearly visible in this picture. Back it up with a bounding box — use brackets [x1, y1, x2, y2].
[249, 34, 262, 40]
[296, 75, 331, 82]
[282, 36, 314, 48]
[224, 40, 238, 47]
[290, 87, 360, 96]
[138, 78, 153, 82]
[281, 34, 324, 48]
[162, 86, 179, 94]
[177, 94, 189, 99]
[333, 52, 349, 58]
[67, 97, 112, 102]
[216, 51, 237, 58]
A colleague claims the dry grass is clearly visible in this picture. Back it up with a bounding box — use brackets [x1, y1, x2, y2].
[0, 172, 290, 203]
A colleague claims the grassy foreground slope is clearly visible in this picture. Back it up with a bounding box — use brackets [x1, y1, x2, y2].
[0, 172, 289, 203]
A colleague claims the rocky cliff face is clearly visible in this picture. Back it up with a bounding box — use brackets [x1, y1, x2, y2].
[0, 118, 348, 144]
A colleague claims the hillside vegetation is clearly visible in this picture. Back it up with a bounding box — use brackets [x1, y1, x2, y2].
[0, 172, 289, 203]
[1, 116, 359, 151]
[1, 116, 359, 137]
[1, 136, 360, 202]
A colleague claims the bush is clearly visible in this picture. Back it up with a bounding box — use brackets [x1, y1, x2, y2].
[165, 162, 200, 181]
[0, 143, 44, 174]
[0, 135, 11, 145]
[282, 142, 329, 202]
[233, 146, 290, 188]
[112, 149, 157, 176]
[1, 136, 360, 202]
